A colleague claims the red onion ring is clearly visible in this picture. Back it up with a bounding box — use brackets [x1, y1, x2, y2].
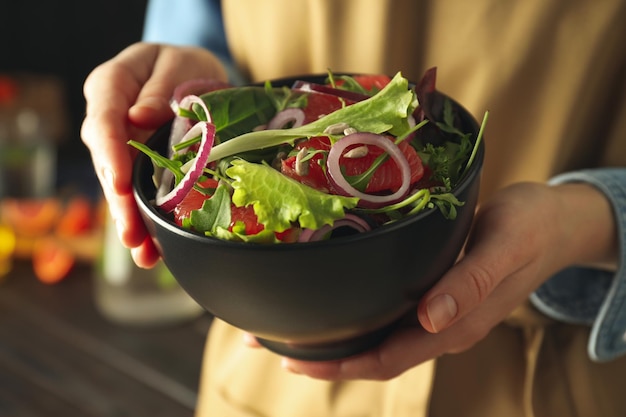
[267, 108, 306, 130]
[168, 95, 212, 152]
[155, 167, 174, 205]
[156, 121, 216, 212]
[297, 214, 371, 242]
[327, 132, 412, 208]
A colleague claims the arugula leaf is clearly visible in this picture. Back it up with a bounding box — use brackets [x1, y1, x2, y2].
[207, 72, 418, 163]
[435, 98, 467, 137]
[462, 111, 488, 177]
[128, 139, 185, 185]
[264, 81, 308, 112]
[430, 193, 464, 220]
[329, 74, 370, 95]
[187, 184, 232, 232]
[417, 98, 478, 189]
[225, 159, 358, 232]
[186, 181, 285, 243]
[354, 187, 464, 220]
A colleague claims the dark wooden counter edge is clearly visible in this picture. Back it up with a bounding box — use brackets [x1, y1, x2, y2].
[0, 261, 212, 417]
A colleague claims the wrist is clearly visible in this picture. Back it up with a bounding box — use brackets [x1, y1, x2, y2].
[552, 182, 618, 269]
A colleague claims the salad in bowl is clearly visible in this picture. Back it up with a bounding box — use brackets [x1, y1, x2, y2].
[131, 68, 485, 244]
[131, 68, 486, 360]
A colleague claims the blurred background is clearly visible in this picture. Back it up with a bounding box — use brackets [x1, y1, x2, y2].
[0, 0, 148, 198]
[0, 1, 148, 281]
[0, 4, 209, 415]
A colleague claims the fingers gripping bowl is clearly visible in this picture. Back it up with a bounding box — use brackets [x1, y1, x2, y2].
[132, 71, 486, 361]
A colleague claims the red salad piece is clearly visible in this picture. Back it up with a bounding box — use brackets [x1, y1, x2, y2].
[342, 137, 424, 193]
[280, 137, 333, 193]
[174, 178, 264, 232]
[173, 178, 219, 226]
[340, 74, 392, 92]
[229, 205, 264, 235]
[174, 178, 296, 240]
[299, 91, 355, 124]
[281, 135, 424, 194]
[284, 74, 422, 195]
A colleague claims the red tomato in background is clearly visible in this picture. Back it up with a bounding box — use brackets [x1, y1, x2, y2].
[32, 237, 75, 285]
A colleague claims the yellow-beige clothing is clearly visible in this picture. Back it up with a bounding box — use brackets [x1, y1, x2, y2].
[187, 0, 626, 415]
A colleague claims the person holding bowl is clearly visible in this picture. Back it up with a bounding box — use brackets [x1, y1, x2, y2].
[81, 0, 626, 416]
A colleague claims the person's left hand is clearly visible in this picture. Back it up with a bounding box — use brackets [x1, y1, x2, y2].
[261, 181, 617, 380]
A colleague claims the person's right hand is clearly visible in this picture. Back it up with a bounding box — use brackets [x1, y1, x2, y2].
[81, 42, 228, 268]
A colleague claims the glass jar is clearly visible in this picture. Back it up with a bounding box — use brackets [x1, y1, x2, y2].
[94, 208, 204, 326]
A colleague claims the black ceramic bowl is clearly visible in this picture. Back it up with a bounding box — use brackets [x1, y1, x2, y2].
[132, 75, 485, 361]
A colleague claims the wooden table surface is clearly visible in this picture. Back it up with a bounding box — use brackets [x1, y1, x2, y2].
[0, 260, 212, 417]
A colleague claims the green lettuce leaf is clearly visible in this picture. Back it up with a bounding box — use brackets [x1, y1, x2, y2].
[199, 86, 277, 141]
[207, 72, 417, 162]
[225, 159, 359, 232]
[212, 226, 280, 243]
[186, 182, 287, 242]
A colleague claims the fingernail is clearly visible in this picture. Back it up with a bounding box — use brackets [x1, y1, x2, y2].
[426, 294, 457, 332]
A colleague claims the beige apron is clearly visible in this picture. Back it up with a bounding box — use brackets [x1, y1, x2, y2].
[199, 311, 626, 417]
[196, 0, 626, 415]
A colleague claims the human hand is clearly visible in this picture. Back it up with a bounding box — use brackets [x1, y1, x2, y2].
[277, 181, 617, 380]
[81, 42, 227, 267]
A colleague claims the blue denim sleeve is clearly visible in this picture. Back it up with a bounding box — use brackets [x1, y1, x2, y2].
[529, 168, 626, 362]
[141, 0, 245, 85]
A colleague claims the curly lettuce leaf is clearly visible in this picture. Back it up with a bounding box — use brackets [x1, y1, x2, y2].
[225, 159, 358, 233]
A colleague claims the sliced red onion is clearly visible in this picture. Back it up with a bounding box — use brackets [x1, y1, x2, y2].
[297, 214, 371, 242]
[267, 108, 306, 130]
[155, 167, 174, 203]
[327, 132, 412, 208]
[168, 95, 212, 152]
[156, 121, 216, 212]
[168, 117, 193, 155]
